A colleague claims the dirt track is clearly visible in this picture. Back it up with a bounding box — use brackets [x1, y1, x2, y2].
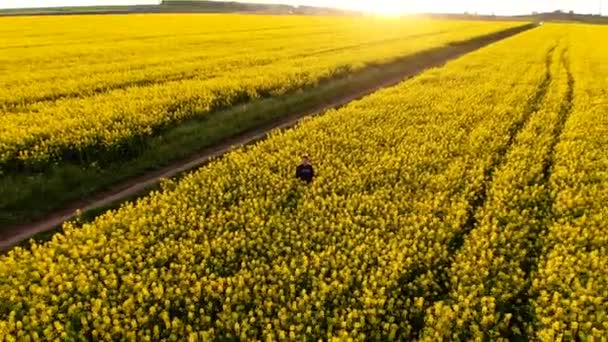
[0, 24, 535, 252]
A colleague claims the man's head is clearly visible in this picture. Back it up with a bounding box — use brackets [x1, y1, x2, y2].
[301, 154, 310, 165]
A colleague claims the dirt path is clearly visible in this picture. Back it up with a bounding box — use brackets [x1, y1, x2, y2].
[0, 24, 535, 252]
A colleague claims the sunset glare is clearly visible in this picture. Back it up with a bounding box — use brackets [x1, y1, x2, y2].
[0, 0, 605, 15]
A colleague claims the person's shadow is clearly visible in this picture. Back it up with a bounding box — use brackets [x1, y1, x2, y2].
[279, 182, 306, 212]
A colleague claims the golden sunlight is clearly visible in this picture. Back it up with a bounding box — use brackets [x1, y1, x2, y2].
[340, 0, 547, 17]
[366, 0, 411, 16]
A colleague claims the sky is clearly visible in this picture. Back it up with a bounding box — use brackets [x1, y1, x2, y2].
[0, 0, 605, 15]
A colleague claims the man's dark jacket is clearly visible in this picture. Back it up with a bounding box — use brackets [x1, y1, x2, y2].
[296, 164, 314, 183]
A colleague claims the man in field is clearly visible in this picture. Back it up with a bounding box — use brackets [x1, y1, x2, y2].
[295, 154, 315, 184]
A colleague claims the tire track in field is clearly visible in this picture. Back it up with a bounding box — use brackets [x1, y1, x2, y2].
[543, 48, 574, 181]
[451, 43, 556, 271]
[413, 43, 563, 341]
[402, 44, 557, 339]
[449, 43, 558, 254]
[504, 46, 575, 340]
[382, 43, 559, 339]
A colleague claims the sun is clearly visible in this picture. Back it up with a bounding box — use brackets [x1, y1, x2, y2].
[366, 0, 411, 17]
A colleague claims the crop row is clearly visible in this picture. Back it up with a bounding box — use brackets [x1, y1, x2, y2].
[0, 18, 523, 172]
[0, 25, 569, 340]
[420, 25, 608, 341]
[421, 39, 573, 340]
[530, 25, 608, 340]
